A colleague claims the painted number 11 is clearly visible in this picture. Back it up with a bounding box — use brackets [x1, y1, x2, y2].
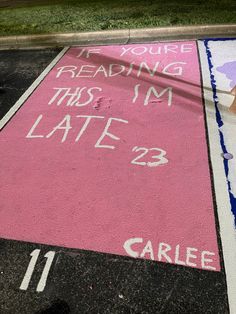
[20, 249, 55, 292]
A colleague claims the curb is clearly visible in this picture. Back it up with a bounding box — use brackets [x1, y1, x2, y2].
[0, 24, 236, 49]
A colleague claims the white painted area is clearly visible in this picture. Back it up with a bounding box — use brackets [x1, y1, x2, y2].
[46, 114, 72, 143]
[48, 87, 102, 107]
[208, 40, 236, 199]
[94, 117, 128, 149]
[119, 44, 193, 57]
[143, 86, 172, 106]
[20, 249, 55, 292]
[132, 84, 173, 106]
[55, 61, 187, 80]
[77, 48, 101, 59]
[75, 115, 104, 142]
[36, 251, 55, 292]
[0, 47, 69, 130]
[132, 84, 140, 103]
[25, 114, 129, 146]
[131, 146, 168, 167]
[20, 249, 40, 291]
[26, 114, 44, 138]
[123, 238, 216, 270]
[198, 40, 236, 314]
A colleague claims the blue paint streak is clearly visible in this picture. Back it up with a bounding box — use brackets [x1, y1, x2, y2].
[200, 37, 236, 42]
[204, 39, 236, 226]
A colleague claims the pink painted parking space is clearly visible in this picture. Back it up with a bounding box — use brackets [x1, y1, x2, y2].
[0, 41, 220, 271]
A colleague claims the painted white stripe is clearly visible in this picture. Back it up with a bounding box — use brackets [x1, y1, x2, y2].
[0, 46, 69, 130]
[19, 249, 40, 291]
[198, 40, 236, 314]
[36, 251, 55, 292]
